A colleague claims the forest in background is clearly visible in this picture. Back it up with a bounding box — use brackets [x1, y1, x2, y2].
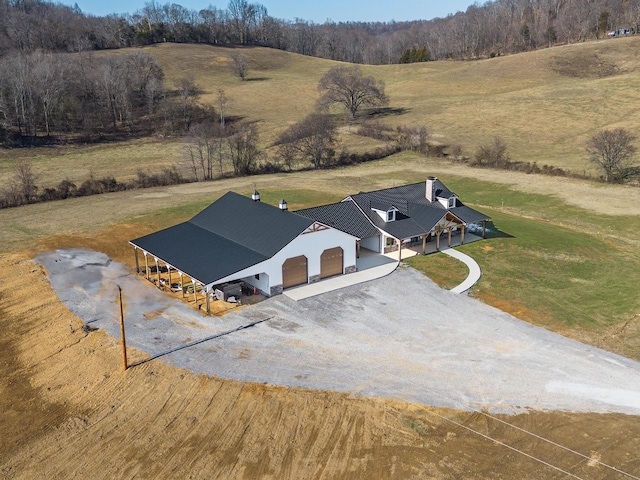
[1, 0, 639, 64]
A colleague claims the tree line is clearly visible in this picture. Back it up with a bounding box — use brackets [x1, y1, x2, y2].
[3, 62, 637, 210]
[1, 0, 639, 65]
[0, 50, 168, 142]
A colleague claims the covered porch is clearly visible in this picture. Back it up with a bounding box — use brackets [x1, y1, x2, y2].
[383, 229, 484, 261]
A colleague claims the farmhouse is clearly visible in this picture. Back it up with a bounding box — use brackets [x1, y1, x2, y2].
[130, 177, 489, 312]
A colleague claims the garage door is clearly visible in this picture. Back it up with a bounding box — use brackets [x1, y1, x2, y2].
[282, 255, 308, 289]
[321, 247, 343, 279]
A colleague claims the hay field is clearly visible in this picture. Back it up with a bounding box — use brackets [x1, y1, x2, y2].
[3, 36, 640, 188]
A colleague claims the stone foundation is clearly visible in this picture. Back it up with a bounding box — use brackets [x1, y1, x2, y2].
[270, 284, 283, 296]
[345, 265, 356, 274]
[309, 274, 321, 283]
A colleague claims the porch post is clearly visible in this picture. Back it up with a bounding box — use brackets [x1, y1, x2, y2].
[356, 240, 361, 258]
[436, 232, 441, 250]
[422, 234, 427, 254]
[134, 247, 139, 273]
[447, 228, 452, 247]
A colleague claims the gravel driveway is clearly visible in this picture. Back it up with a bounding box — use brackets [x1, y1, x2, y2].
[38, 248, 640, 415]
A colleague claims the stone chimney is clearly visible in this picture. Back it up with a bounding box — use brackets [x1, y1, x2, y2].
[278, 199, 288, 211]
[426, 176, 437, 202]
[251, 190, 260, 202]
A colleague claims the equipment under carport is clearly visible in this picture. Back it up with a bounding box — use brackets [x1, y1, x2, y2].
[214, 282, 243, 301]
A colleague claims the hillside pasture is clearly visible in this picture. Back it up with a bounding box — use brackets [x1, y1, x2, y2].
[4, 37, 640, 190]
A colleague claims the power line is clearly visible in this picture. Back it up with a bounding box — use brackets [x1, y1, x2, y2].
[429, 409, 587, 480]
[421, 387, 640, 480]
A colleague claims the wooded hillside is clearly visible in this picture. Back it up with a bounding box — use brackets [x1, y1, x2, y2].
[1, 0, 638, 64]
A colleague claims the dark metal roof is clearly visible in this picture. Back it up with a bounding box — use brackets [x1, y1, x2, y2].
[130, 191, 314, 285]
[450, 205, 490, 224]
[408, 202, 448, 231]
[190, 191, 314, 257]
[349, 180, 489, 239]
[131, 223, 267, 285]
[296, 201, 379, 239]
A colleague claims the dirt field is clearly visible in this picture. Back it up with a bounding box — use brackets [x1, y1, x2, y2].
[2, 161, 640, 478]
[2, 247, 640, 479]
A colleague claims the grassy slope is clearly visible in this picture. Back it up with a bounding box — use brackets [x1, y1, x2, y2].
[1, 41, 640, 357]
[3, 37, 640, 187]
[1, 153, 638, 359]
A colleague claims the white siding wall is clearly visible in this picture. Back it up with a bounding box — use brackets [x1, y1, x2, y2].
[240, 272, 270, 293]
[361, 235, 381, 252]
[210, 227, 357, 290]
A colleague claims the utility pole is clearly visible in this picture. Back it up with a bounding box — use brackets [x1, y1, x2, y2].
[118, 285, 128, 371]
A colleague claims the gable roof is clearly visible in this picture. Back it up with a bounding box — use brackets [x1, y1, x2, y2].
[190, 191, 313, 257]
[130, 192, 314, 285]
[348, 180, 489, 239]
[295, 201, 379, 239]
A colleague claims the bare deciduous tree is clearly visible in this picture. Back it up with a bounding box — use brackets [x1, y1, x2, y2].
[472, 137, 511, 167]
[217, 88, 229, 127]
[317, 65, 388, 119]
[395, 125, 429, 154]
[275, 113, 337, 169]
[227, 122, 260, 175]
[229, 52, 249, 80]
[183, 122, 230, 181]
[176, 76, 201, 131]
[32, 52, 63, 136]
[8, 159, 39, 205]
[586, 128, 637, 182]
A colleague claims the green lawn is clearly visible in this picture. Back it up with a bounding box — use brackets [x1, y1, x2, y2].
[404, 178, 640, 335]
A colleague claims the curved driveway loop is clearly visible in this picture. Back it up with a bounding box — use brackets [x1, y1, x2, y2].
[38, 249, 640, 415]
[440, 247, 482, 294]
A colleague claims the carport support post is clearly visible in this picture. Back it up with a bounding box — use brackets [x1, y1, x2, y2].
[155, 258, 161, 286]
[118, 285, 128, 371]
[168, 267, 172, 287]
[134, 247, 139, 273]
[179, 273, 184, 297]
[398, 239, 402, 261]
[205, 288, 210, 314]
[482, 220, 486, 239]
[461, 225, 465, 245]
[193, 278, 197, 304]
[448, 228, 452, 247]
[422, 234, 427, 254]
[144, 253, 149, 280]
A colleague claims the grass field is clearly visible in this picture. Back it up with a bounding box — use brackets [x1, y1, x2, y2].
[4, 40, 640, 480]
[2, 153, 638, 361]
[1, 39, 640, 356]
[3, 36, 640, 189]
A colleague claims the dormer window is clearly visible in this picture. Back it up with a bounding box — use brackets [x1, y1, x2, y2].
[371, 203, 398, 223]
[448, 196, 458, 208]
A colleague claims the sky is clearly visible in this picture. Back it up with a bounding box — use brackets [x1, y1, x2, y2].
[61, 0, 478, 23]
